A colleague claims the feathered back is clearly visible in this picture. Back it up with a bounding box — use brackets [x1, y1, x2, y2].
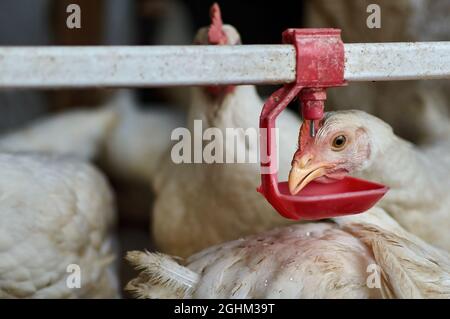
[336, 208, 450, 298]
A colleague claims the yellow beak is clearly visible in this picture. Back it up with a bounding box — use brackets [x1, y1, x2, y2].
[288, 155, 332, 195]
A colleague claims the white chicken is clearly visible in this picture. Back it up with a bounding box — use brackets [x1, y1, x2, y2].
[102, 90, 186, 184]
[288, 110, 450, 251]
[126, 207, 450, 299]
[0, 107, 117, 161]
[152, 5, 301, 257]
[0, 152, 118, 298]
[0, 90, 185, 187]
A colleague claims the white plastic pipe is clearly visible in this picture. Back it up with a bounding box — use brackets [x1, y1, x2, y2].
[0, 45, 295, 88]
[0, 42, 449, 88]
[344, 42, 450, 81]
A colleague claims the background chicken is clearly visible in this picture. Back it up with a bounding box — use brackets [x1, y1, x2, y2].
[152, 5, 301, 257]
[0, 90, 186, 187]
[0, 92, 187, 293]
[0, 152, 118, 298]
[126, 207, 450, 299]
[305, 0, 450, 145]
[0, 107, 117, 161]
[288, 110, 450, 251]
[102, 90, 186, 185]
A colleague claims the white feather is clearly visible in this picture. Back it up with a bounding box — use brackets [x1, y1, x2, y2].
[126, 251, 198, 298]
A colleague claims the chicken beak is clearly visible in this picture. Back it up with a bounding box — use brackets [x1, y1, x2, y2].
[288, 155, 331, 195]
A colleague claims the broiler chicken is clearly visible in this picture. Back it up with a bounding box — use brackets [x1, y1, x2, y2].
[103, 90, 186, 184]
[0, 107, 117, 161]
[0, 90, 185, 186]
[126, 108, 450, 299]
[126, 207, 450, 299]
[0, 152, 118, 298]
[288, 110, 450, 251]
[152, 4, 301, 257]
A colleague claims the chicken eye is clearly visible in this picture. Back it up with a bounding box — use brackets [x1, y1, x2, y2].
[331, 135, 347, 151]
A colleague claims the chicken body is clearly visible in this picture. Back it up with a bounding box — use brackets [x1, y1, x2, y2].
[153, 84, 300, 257]
[0, 108, 117, 161]
[356, 123, 450, 250]
[127, 207, 450, 299]
[0, 153, 118, 298]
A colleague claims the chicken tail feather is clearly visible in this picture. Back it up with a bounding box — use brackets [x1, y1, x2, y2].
[126, 250, 199, 298]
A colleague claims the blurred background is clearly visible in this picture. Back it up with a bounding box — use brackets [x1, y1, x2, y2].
[0, 0, 449, 297]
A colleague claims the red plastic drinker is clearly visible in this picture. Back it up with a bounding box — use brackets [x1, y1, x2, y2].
[257, 29, 388, 220]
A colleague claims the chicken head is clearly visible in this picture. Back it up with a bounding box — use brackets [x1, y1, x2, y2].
[288, 110, 386, 195]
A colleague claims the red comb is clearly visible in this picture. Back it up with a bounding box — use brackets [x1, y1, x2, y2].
[208, 3, 228, 45]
